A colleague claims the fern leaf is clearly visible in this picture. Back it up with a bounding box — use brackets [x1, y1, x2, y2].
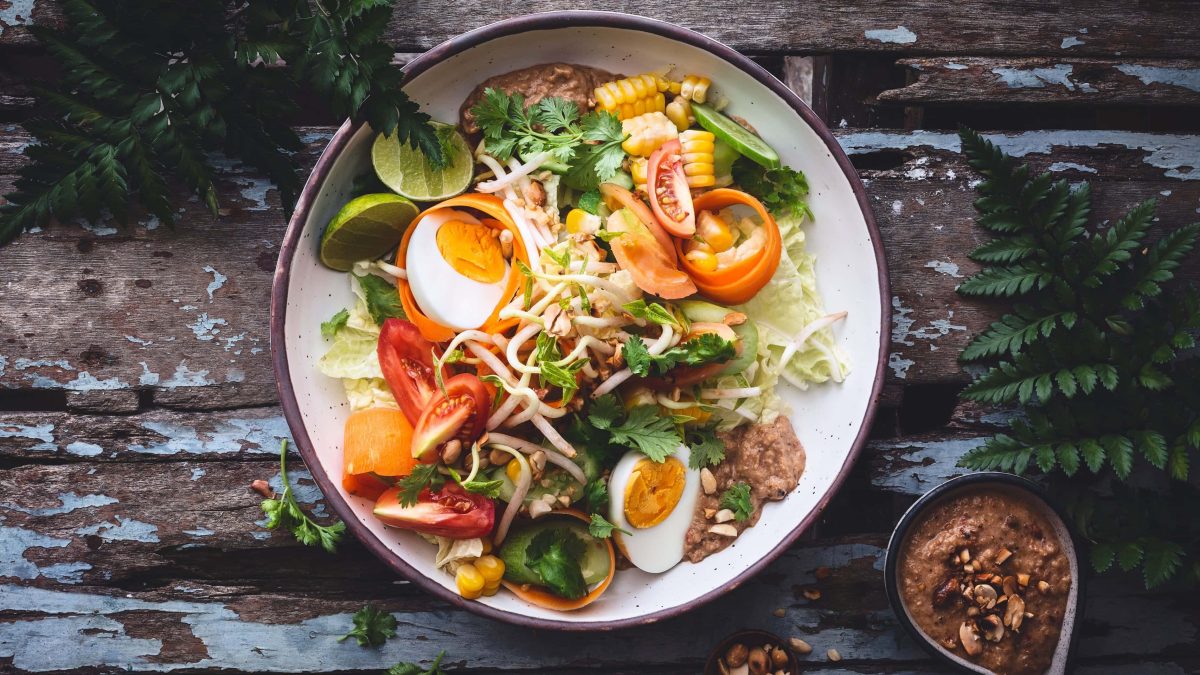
[960, 309, 1062, 361]
[1081, 438, 1105, 473]
[1034, 444, 1057, 472]
[1080, 199, 1155, 288]
[1167, 443, 1189, 481]
[1135, 431, 1168, 469]
[1057, 443, 1081, 475]
[958, 434, 1030, 473]
[970, 234, 1038, 264]
[1117, 541, 1145, 571]
[1103, 435, 1135, 479]
[1142, 539, 1184, 588]
[1120, 223, 1200, 309]
[958, 262, 1052, 298]
[1091, 541, 1116, 572]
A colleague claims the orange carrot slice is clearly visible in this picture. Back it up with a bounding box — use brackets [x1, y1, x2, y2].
[343, 407, 415, 477]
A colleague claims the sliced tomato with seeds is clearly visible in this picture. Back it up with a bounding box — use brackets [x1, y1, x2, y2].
[647, 139, 696, 238]
[411, 373, 489, 462]
[377, 318, 444, 425]
[373, 483, 495, 539]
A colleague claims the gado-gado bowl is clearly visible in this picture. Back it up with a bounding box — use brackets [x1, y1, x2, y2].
[272, 11, 888, 628]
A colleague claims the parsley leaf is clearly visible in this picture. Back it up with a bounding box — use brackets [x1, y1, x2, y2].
[686, 427, 726, 469]
[321, 308, 350, 340]
[564, 111, 627, 191]
[732, 159, 812, 220]
[720, 482, 754, 521]
[526, 527, 589, 600]
[584, 478, 610, 514]
[260, 441, 345, 553]
[609, 405, 683, 462]
[623, 333, 736, 377]
[623, 299, 681, 328]
[587, 394, 624, 430]
[386, 651, 447, 675]
[337, 605, 396, 648]
[578, 190, 602, 215]
[356, 274, 406, 325]
[588, 513, 631, 539]
[396, 464, 445, 507]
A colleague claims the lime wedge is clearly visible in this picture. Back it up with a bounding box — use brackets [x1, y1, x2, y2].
[372, 122, 473, 202]
[692, 102, 781, 170]
[319, 193, 419, 271]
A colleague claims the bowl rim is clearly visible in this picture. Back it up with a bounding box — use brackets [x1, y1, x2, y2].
[270, 9, 891, 631]
[882, 472, 1086, 673]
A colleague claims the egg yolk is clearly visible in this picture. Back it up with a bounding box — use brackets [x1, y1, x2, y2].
[435, 219, 505, 284]
[623, 457, 686, 529]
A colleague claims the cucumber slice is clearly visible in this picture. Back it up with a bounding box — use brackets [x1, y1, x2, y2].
[692, 102, 780, 170]
[678, 300, 759, 376]
[488, 466, 583, 506]
[498, 517, 611, 587]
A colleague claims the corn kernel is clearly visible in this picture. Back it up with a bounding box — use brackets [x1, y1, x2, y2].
[456, 563, 485, 598]
[475, 554, 505, 583]
[483, 579, 501, 596]
[680, 130, 715, 154]
[621, 112, 678, 157]
[505, 458, 522, 482]
[697, 210, 734, 252]
[595, 74, 668, 120]
[566, 208, 601, 235]
[685, 241, 719, 272]
[664, 98, 691, 131]
[683, 162, 715, 177]
[687, 175, 717, 189]
[680, 75, 711, 104]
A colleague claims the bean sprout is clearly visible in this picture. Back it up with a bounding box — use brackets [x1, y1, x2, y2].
[487, 433, 587, 485]
[533, 413, 577, 457]
[506, 323, 543, 375]
[476, 155, 518, 202]
[477, 152, 551, 193]
[490, 444, 530, 545]
[592, 368, 633, 398]
[700, 386, 763, 400]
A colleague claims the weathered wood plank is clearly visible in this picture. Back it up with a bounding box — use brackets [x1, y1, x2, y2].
[3, 1, 1200, 58]
[879, 58, 1200, 106]
[2, 127, 1198, 403]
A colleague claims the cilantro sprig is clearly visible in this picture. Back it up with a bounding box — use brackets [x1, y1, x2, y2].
[387, 652, 447, 675]
[720, 482, 754, 522]
[590, 401, 682, 462]
[470, 88, 626, 190]
[686, 426, 726, 469]
[526, 527, 589, 599]
[396, 464, 446, 507]
[260, 440, 345, 553]
[623, 332, 736, 377]
[338, 605, 396, 648]
[321, 309, 349, 339]
[588, 513, 631, 539]
[732, 159, 813, 220]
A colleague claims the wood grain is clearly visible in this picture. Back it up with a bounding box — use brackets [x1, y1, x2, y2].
[879, 58, 1200, 106]
[3, 1, 1200, 58]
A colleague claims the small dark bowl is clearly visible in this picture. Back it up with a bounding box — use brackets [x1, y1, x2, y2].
[704, 629, 801, 675]
[883, 472, 1085, 674]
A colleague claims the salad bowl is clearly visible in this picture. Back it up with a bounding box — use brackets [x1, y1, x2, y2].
[271, 10, 888, 629]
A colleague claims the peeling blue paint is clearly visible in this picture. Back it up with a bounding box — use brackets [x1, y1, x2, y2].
[1049, 162, 1098, 173]
[0, 355, 6, 377]
[871, 438, 986, 493]
[945, 62, 968, 71]
[75, 517, 160, 543]
[190, 468, 206, 481]
[203, 266, 227, 301]
[189, 313, 228, 341]
[225, 368, 246, 383]
[888, 352, 915, 379]
[39, 562, 92, 584]
[1061, 36, 1084, 49]
[129, 416, 291, 456]
[1, 492, 118, 516]
[0, 0, 36, 30]
[864, 26, 916, 44]
[268, 469, 322, 506]
[160, 362, 215, 388]
[15, 358, 74, 371]
[1115, 64, 1200, 93]
[65, 441, 104, 457]
[924, 260, 963, 277]
[183, 527, 215, 537]
[991, 64, 1082, 91]
[0, 423, 56, 452]
[0, 526, 72, 581]
[125, 335, 153, 347]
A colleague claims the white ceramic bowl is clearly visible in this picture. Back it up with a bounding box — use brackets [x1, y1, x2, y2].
[272, 11, 888, 629]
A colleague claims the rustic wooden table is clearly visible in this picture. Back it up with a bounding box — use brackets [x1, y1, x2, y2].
[2, 3, 1199, 673]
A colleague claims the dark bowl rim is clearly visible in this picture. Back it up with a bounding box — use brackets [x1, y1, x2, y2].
[882, 471, 1087, 673]
[270, 9, 891, 631]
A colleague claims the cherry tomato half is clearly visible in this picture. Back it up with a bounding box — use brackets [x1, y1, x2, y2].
[646, 139, 696, 238]
[411, 373, 490, 462]
[373, 483, 495, 539]
[599, 182, 676, 258]
[377, 319, 444, 425]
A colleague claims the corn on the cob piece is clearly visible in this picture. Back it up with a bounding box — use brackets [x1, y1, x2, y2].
[679, 129, 716, 188]
[621, 112, 678, 157]
[679, 75, 711, 104]
[664, 96, 693, 131]
[630, 157, 649, 196]
[594, 74, 668, 121]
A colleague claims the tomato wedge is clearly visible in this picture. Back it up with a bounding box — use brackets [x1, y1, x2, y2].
[599, 183, 676, 259]
[646, 139, 696, 237]
[374, 483, 495, 539]
[377, 319, 444, 425]
[411, 373, 490, 462]
[606, 209, 696, 300]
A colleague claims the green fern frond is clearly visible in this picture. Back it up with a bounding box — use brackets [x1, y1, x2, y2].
[961, 308, 1069, 361]
[957, 262, 1053, 297]
[970, 234, 1038, 264]
[1120, 223, 1200, 309]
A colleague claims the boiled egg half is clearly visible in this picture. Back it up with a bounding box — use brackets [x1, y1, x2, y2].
[607, 445, 702, 573]
[405, 208, 511, 330]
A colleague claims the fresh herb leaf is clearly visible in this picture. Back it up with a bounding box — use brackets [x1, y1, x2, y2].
[588, 513, 631, 539]
[595, 229, 624, 243]
[386, 651, 447, 675]
[720, 481, 754, 521]
[686, 427, 726, 469]
[460, 479, 504, 498]
[564, 112, 627, 191]
[622, 299, 680, 328]
[732, 159, 812, 220]
[321, 308, 350, 340]
[608, 405, 682, 462]
[540, 359, 587, 404]
[396, 464, 445, 507]
[584, 478, 610, 514]
[575, 283, 592, 313]
[260, 440, 345, 553]
[357, 274, 406, 325]
[623, 332, 737, 377]
[526, 527, 589, 600]
[337, 605, 396, 648]
[535, 331, 562, 362]
[543, 244, 572, 269]
[432, 347, 464, 394]
[587, 393, 624, 431]
[578, 190, 602, 215]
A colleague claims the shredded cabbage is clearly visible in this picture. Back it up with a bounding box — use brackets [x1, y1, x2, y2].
[319, 276, 390, 392]
[343, 378, 397, 411]
[734, 214, 850, 391]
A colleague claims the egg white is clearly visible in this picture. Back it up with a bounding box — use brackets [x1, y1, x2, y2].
[607, 445, 702, 574]
[405, 208, 510, 330]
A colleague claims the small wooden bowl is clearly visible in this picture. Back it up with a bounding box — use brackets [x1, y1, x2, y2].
[704, 629, 802, 675]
